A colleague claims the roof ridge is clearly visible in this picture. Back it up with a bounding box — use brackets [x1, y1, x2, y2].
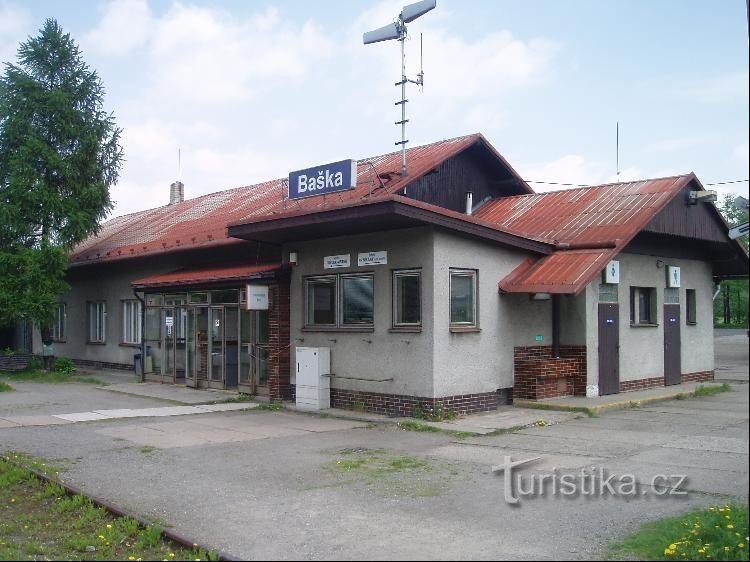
[486, 173, 694, 203]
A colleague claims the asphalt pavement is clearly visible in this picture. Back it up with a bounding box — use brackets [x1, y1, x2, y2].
[0, 330, 747, 560]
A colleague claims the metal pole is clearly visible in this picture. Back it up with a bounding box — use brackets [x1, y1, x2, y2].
[400, 31, 407, 177]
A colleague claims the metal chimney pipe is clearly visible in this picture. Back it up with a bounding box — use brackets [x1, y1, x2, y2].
[170, 181, 184, 205]
[465, 191, 473, 215]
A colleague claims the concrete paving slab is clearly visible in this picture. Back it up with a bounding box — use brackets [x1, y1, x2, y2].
[461, 433, 642, 458]
[515, 381, 727, 413]
[125, 406, 207, 417]
[53, 411, 112, 422]
[98, 382, 238, 405]
[194, 403, 258, 412]
[421, 409, 579, 435]
[0, 418, 21, 428]
[427, 442, 607, 471]
[2, 415, 74, 426]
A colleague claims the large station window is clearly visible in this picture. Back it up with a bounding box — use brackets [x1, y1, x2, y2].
[393, 269, 421, 327]
[122, 300, 142, 345]
[305, 274, 374, 329]
[51, 303, 66, 342]
[87, 301, 107, 343]
[450, 269, 478, 327]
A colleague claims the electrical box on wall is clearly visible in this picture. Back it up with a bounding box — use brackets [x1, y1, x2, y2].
[246, 285, 269, 310]
[666, 266, 681, 288]
[603, 260, 620, 284]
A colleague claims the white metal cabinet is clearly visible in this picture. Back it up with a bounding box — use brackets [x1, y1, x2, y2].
[295, 347, 331, 410]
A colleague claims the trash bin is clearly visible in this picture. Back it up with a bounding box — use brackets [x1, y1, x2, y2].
[134, 353, 143, 377]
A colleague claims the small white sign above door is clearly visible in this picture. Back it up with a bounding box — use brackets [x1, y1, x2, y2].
[246, 284, 269, 310]
[358, 251, 387, 266]
[666, 265, 681, 288]
[165, 316, 174, 327]
[324, 254, 350, 269]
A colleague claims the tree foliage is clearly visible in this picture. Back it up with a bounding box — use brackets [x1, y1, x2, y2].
[0, 19, 122, 327]
[714, 193, 749, 328]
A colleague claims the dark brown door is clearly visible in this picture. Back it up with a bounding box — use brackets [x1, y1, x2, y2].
[598, 303, 620, 395]
[663, 304, 681, 385]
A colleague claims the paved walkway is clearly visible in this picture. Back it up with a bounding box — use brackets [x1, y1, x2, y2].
[0, 402, 256, 428]
[99, 382, 240, 404]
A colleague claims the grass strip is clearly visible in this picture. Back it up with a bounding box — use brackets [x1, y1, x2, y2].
[608, 503, 748, 561]
[0, 453, 222, 561]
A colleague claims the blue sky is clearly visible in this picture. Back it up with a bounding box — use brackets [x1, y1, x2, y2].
[1, 0, 747, 217]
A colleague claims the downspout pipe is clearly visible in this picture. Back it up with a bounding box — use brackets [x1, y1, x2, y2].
[133, 289, 145, 382]
[552, 294, 561, 359]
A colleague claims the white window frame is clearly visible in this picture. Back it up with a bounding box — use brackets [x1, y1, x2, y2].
[449, 269, 478, 328]
[393, 269, 422, 328]
[52, 303, 66, 342]
[88, 301, 107, 343]
[122, 300, 142, 345]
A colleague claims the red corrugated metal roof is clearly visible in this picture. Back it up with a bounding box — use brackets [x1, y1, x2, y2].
[499, 250, 615, 294]
[486, 174, 698, 294]
[132, 263, 281, 289]
[475, 174, 695, 245]
[73, 133, 504, 264]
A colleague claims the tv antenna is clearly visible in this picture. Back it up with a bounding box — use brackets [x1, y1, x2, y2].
[363, 0, 436, 177]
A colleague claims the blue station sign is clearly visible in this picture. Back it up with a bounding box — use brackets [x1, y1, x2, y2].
[288, 159, 358, 200]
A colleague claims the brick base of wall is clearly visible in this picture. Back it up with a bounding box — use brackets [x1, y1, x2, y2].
[619, 371, 716, 392]
[0, 353, 32, 372]
[287, 387, 500, 417]
[619, 376, 664, 392]
[681, 371, 715, 383]
[513, 345, 587, 400]
[72, 358, 133, 372]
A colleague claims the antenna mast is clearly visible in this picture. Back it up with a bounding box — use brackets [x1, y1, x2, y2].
[364, 0, 436, 177]
[616, 122, 620, 177]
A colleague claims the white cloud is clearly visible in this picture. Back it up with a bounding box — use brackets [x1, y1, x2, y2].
[519, 154, 645, 192]
[0, 3, 31, 64]
[672, 71, 749, 103]
[83, 0, 153, 55]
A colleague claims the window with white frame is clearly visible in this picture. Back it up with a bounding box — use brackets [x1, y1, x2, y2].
[87, 301, 107, 343]
[630, 287, 657, 325]
[450, 269, 478, 327]
[393, 269, 421, 327]
[305, 273, 374, 329]
[51, 303, 66, 342]
[122, 300, 142, 344]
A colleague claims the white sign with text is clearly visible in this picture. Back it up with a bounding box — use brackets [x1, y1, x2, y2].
[358, 251, 387, 266]
[324, 254, 350, 269]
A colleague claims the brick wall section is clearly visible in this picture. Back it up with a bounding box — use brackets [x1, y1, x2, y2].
[268, 279, 292, 402]
[681, 371, 715, 383]
[619, 377, 664, 392]
[513, 345, 587, 400]
[72, 358, 132, 371]
[0, 353, 31, 372]
[328, 387, 499, 417]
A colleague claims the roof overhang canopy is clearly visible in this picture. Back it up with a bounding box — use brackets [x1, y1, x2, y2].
[132, 263, 282, 291]
[227, 196, 552, 255]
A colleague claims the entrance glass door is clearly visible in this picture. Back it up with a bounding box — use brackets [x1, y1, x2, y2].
[208, 307, 224, 388]
[162, 308, 175, 384]
[238, 309, 270, 395]
[196, 307, 209, 385]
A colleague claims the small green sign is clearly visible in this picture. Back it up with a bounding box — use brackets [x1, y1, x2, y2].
[535, 334, 543, 342]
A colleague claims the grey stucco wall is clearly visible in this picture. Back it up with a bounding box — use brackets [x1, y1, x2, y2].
[586, 252, 715, 385]
[431, 229, 543, 396]
[53, 260, 172, 366]
[285, 227, 435, 398]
